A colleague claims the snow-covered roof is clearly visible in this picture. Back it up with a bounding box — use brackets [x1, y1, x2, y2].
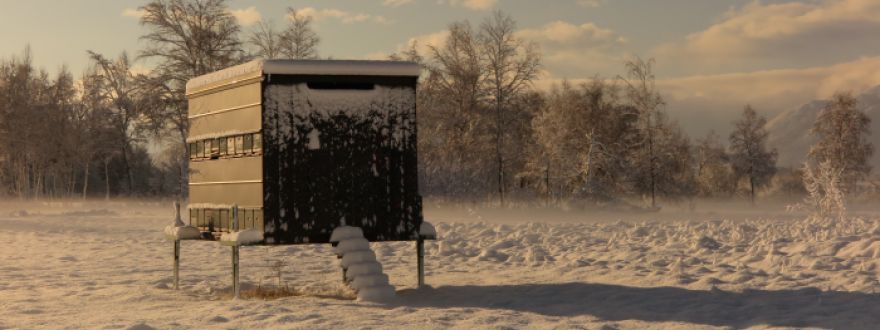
[186, 59, 421, 95]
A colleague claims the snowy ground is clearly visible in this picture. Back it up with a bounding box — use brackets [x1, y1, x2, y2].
[2, 200, 880, 329]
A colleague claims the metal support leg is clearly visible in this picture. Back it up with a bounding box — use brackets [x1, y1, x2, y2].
[417, 237, 425, 288]
[232, 245, 240, 299]
[173, 240, 180, 290]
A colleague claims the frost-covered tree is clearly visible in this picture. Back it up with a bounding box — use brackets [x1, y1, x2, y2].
[694, 131, 735, 197]
[280, 8, 320, 60]
[729, 105, 778, 204]
[478, 10, 541, 205]
[620, 57, 665, 208]
[808, 92, 873, 192]
[526, 79, 637, 201]
[420, 21, 492, 197]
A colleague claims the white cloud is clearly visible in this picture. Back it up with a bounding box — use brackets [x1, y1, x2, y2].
[444, 0, 497, 11]
[121, 8, 145, 19]
[653, 0, 880, 76]
[533, 56, 880, 139]
[366, 30, 449, 60]
[518, 21, 628, 78]
[297, 7, 391, 25]
[227, 7, 262, 27]
[383, 0, 414, 7]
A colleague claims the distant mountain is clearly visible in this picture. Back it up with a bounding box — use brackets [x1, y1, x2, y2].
[766, 85, 880, 168]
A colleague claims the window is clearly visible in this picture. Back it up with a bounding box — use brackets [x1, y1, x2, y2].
[254, 210, 263, 232]
[205, 209, 215, 231]
[253, 133, 262, 152]
[243, 134, 253, 154]
[219, 209, 228, 232]
[189, 143, 197, 159]
[188, 131, 263, 161]
[211, 138, 220, 158]
[203, 139, 211, 158]
[235, 136, 244, 155]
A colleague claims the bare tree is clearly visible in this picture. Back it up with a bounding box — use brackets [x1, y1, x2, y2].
[87, 51, 149, 195]
[421, 21, 492, 198]
[137, 0, 246, 196]
[809, 92, 873, 192]
[478, 10, 541, 205]
[249, 20, 284, 59]
[280, 8, 320, 59]
[620, 57, 665, 208]
[729, 105, 778, 204]
[694, 131, 735, 197]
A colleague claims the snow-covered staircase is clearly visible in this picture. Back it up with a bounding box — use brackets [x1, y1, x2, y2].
[330, 226, 396, 301]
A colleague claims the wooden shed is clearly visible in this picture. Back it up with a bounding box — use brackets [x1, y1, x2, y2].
[185, 59, 423, 245]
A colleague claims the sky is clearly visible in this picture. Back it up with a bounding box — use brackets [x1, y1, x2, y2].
[3, 0, 880, 137]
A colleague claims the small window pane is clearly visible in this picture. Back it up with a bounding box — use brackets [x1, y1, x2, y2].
[255, 210, 263, 232]
[189, 143, 196, 159]
[206, 209, 214, 230]
[219, 137, 227, 155]
[253, 133, 262, 152]
[235, 136, 244, 155]
[227, 137, 235, 155]
[243, 134, 253, 153]
[196, 141, 204, 159]
[211, 138, 220, 156]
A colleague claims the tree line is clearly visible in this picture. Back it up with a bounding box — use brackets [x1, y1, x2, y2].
[0, 0, 872, 209]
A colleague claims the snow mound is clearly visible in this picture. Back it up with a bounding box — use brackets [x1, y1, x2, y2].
[164, 225, 201, 240]
[420, 221, 436, 238]
[331, 226, 395, 302]
[329, 226, 364, 243]
[220, 229, 264, 245]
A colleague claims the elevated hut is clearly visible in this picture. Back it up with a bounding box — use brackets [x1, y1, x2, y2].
[185, 60, 424, 244]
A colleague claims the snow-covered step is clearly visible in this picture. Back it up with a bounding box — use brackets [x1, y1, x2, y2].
[330, 226, 395, 302]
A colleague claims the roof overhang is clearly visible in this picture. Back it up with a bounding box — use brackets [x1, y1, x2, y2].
[186, 59, 421, 97]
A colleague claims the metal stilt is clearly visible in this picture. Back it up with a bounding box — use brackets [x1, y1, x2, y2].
[173, 240, 181, 290]
[232, 245, 240, 299]
[417, 237, 425, 288]
[231, 205, 240, 299]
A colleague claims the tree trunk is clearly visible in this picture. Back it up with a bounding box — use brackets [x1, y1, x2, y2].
[648, 114, 656, 208]
[495, 97, 505, 206]
[104, 159, 110, 201]
[121, 143, 133, 195]
[82, 160, 90, 199]
[750, 175, 756, 205]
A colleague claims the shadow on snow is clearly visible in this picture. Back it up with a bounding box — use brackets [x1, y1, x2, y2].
[396, 283, 880, 329]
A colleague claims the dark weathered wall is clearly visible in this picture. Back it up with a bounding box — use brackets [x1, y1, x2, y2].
[262, 75, 422, 244]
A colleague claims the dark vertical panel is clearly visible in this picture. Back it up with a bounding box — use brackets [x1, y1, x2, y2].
[261, 75, 422, 244]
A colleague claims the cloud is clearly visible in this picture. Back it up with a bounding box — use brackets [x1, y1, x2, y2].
[383, 0, 414, 7]
[367, 30, 450, 60]
[518, 21, 628, 78]
[227, 7, 262, 27]
[297, 7, 391, 25]
[444, 0, 497, 11]
[121, 8, 145, 19]
[533, 55, 880, 139]
[653, 0, 880, 76]
[659, 56, 880, 138]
